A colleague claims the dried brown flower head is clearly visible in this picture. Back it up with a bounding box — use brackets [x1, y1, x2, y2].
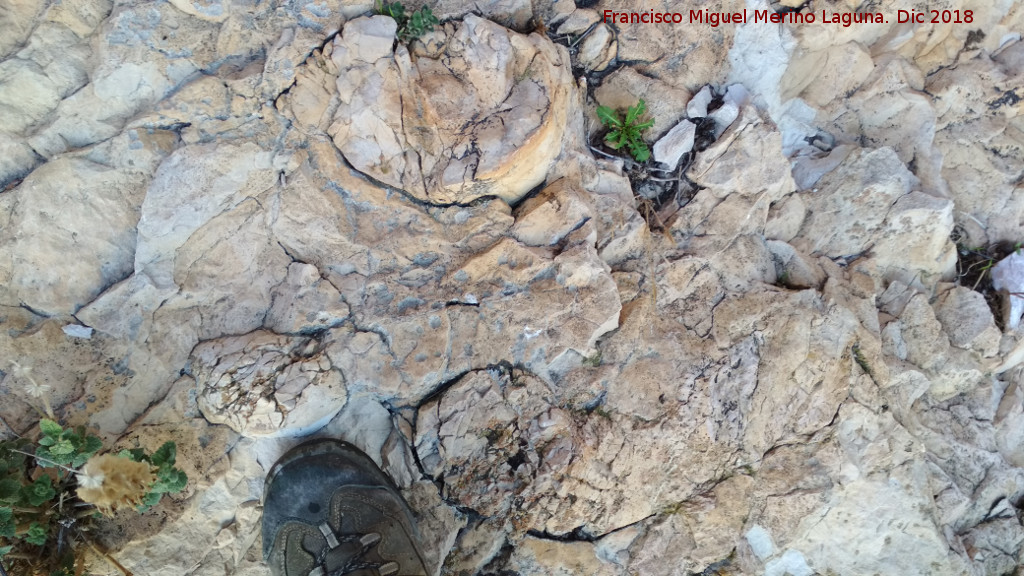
[76, 454, 157, 514]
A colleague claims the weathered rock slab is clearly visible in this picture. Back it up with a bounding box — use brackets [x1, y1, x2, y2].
[326, 15, 572, 205]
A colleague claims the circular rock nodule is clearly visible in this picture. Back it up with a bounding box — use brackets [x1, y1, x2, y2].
[193, 331, 347, 438]
[327, 15, 571, 205]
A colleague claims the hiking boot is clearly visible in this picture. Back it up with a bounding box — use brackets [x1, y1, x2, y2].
[262, 438, 430, 576]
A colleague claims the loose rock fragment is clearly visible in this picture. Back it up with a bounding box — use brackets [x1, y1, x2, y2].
[652, 119, 696, 167]
[992, 250, 1024, 330]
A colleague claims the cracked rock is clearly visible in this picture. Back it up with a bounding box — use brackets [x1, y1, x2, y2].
[193, 331, 347, 437]
[266, 262, 350, 334]
[322, 14, 572, 205]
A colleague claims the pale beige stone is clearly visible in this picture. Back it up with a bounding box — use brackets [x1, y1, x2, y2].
[793, 147, 914, 258]
[577, 23, 615, 72]
[873, 190, 957, 282]
[510, 536, 618, 576]
[511, 179, 591, 247]
[652, 119, 695, 167]
[688, 106, 795, 201]
[796, 42, 874, 108]
[764, 194, 806, 242]
[327, 15, 571, 205]
[136, 142, 282, 289]
[933, 286, 1002, 357]
[0, 157, 147, 315]
[265, 263, 350, 335]
[555, 8, 600, 35]
[167, 0, 230, 22]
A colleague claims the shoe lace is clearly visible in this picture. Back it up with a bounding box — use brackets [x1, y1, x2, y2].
[309, 521, 401, 576]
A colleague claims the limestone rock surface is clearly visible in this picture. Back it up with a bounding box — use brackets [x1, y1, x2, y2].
[1, 1, 1024, 575]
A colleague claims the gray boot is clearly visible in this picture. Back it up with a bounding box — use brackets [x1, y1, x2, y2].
[262, 439, 429, 576]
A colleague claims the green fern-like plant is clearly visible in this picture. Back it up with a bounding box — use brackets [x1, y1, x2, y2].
[596, 99, 656, 162]
[375, 0, 439, 43]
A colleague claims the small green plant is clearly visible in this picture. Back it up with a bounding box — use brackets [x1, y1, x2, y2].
[852, 343, 873, 377]
[0, 419, 188, 575]
[596, 99, 655, 162]
[116, 442, 189, 511]
[375, 0, 439, 43]
[660, 500, 686, 516]
[777, 269, 791, 288]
